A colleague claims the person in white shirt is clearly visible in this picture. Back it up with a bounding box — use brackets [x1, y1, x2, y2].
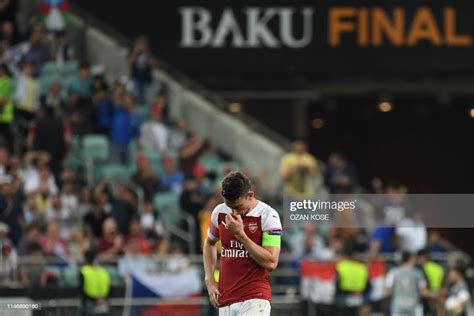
[140, 104, 169, 153]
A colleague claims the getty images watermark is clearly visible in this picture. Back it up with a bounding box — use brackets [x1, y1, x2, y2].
[288, 199, 357, 221]
[283, 194, 474, 228]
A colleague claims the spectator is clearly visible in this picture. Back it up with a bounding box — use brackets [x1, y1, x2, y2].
[109, 93, 141, 164]
[159, 155, 184, 194]
[0, 177, 23, 245]
[27, 106, 71, 174]
[445, 265, 471, 316]
[0, 221, 17, 283]
[97, 217, 123, 262]
[68, 62, 91, 98]
[112, 81, 125, 107]
[50, 30, 74, 64]
[124, 216, 152, 255]
[110, 183, 137, 236]
[59, 181, 78, 221]
[128, 36, 157, 104]
[93, 86, 114, 135]
[14, 60, 39, 123]
[0, 63, 13, 149]
[140, 103, 169, 153]
[0, 0, 17, 28]
[426, 230, 449, 254]
[396, 214, 427, 254]
[279, 140, 318, 197]
[168, 118, 189, 151]
[23, 162, 58, 195]
[289, 224, 339, 261]
[325, 150, 359, 193]
[40, 220, 69, 261]
[68, 228, 90, 263]
[17, 223, 41, 256]
[16, 23, 50, 76]
[19, 242, 47, 287]
[64, 89, 94, 136]
[83, 191, 109, 239]
[179, 132, 207, 176]
[139, 202, 163, 239]
[0, 145, 8, 175]
[39, 81, 65, 115]
[131, 154, 161, 202]
[23, 193, 41, 225]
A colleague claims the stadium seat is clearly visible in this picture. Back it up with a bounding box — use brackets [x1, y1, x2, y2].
[61, 266, 80, 287]
[99, 164, 132, 185]
[83, 135, 110, 162]
[153, 192, 180, 225]
[103, 265, 124, 286]
[198, 154, 223, 174]
[63, 61, 79, 77]
[41, 62, 61, 77]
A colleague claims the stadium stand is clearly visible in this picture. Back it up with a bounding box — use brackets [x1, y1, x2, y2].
[0, 1, 470, 315]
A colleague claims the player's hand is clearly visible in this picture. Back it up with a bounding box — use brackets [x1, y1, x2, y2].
[225, 213, 244, 237]
[205, 279, 221, 308]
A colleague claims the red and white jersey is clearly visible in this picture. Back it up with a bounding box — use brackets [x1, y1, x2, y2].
[208, 201, 282, 307]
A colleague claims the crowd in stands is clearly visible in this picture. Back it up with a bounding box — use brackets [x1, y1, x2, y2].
[0, 1, 462, 295]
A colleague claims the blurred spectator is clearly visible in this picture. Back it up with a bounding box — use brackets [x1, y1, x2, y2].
[23, 162, 58, 195]
[165, 241, 190, 273]
[0, 221, 17, 283]
[140, 103, 168, 152]
[150, 90, 169, 122]
[16, 23, 50, 76]
[0, 20, 18, 47]
[64, 89, 94, 136]
[426, 230, 449, 254]
[279, 140, 318, 196]
[0, 0, 17, 27]
[179, 132, 207, 176]
[380, 181, 411, 225]
[109, 93, 141, 164]
[27, 107, 71, 174]
[369, 221, 395, 258]
[131, 154, 161, 203]
[445, 265, 471, 316]
[325, 150, 358, 193]
[198, 191, 221, 249]
[77, 186, 94, 218]
[0, 177, 23, 245]
[93, 86, 114, 135]
[59, 181, 78, 222]
[14, 60, 39, 122]
[51, 30, 73, 64]
[97, 217, 123, 262]
[83, 189, 109, 239]
[128, 36, 157, 104]
[68, 228, 90, 263]
[110, 183, 137, 236]
[139, 202, 163, 238]
[39, 0, 69, 33]
[17, 223, 41, 256]
[68, 62, 91, 98]
[40, 220, 69, 260]
[168, 118, 189, 151]
[39, 81, 65, 114]
[124, 216, 152, 255]
[0, 63, 13, 149]
[289, 224, 339, 261]
[159, 155, 184, 194]
[0, 146, 8, 175]
[396, 214, 427, 254]
[112, 81, 125, 107]
[19, 242, 47, 287]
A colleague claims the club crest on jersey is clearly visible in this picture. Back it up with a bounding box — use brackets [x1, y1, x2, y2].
[248, 223, 258, 233]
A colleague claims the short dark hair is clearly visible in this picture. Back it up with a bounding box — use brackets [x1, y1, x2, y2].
[84, 249, 96, 264]
[417, 248, 429, 258]
[401, 251, 414, 264]
[221, 171, 251, 202]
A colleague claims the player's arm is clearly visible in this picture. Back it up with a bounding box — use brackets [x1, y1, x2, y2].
[203, 210, 221, 308]
[203, 237, 220, 308]
[226, 213, 281, 272]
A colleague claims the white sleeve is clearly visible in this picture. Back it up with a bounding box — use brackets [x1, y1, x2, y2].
[207, 206, 221, 241]
[385, 269, 394, 289]
[261, 207, 282, 233]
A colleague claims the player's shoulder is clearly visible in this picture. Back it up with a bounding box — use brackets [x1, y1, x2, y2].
[211, 203, 232, 216]
[253, 201, 279, 218]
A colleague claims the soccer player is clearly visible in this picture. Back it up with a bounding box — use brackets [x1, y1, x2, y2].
[385, 252, 430, 316]
[203, 171, 282, 316]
